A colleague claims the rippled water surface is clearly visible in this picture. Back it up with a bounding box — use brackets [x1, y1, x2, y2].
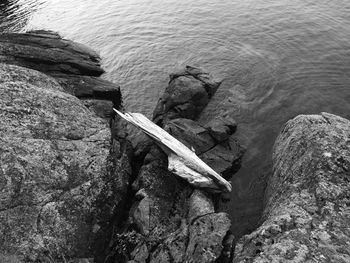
[1, 0, 350, 236]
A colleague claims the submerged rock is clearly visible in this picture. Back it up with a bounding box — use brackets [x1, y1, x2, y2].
[234, 112, 350, 263]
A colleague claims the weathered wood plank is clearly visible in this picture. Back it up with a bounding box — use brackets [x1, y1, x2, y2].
[114, 109, 232, 192]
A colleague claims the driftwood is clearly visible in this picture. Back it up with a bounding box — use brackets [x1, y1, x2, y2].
[114, 109, 232, 192]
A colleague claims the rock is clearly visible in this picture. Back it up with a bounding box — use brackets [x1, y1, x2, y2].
[130, 190, 154, 235]
[169, 65, 221, 97]
[165, 118, 243, 175]
[108, 66, 241, 263]
[201, 138, 243, 176]
[148, 220, 189, 263]
[205, 116, 237, 142]
[0, 30, 103, 76]
[129, 158, 191, 236]
[0, 30, 121, 109]
[233, 112, 350, 263]
[153, 66, 221, 124]
[165, 118, 216, 154]
[0, 63, 128, 262]
[53, 74, 121, 105]
[82, 99, 114, 119]
[188, 190, 215, 223]
[185, 213, 231, 263]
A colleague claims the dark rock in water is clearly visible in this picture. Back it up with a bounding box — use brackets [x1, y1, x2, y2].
[0, 30, 121, 113]
[201, 138, 243, 176]
[153, 65, 221, 125]
[234, 112, 350, 262]
[165, 118, 216, 154]
[0, 30, 103, 76]
[0, 64, 119, 262]
[107, 66, 243, 263]
[205, 116, 237, 142]
[165, 118, 243, 175]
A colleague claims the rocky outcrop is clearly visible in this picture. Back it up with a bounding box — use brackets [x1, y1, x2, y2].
[0, 64, 105, 261]
[107, 67, 243, 263]
[233, 113, 350, 263]
[0, 33, 130, 263]
[0, 30, 121, 118]
[0, 30, 244, 263]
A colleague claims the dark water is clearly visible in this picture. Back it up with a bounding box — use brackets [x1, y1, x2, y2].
[1, 0, 350, 237]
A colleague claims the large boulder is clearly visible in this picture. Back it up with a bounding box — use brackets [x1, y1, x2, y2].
[0, 64, 125, 262]
[234, 113, 350, 263]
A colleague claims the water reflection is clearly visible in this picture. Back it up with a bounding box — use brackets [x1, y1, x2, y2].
[0, 0, 43, 32]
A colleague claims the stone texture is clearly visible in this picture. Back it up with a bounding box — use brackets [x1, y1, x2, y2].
[153, 66, 221, 125]
[0, 30, 103, 76]
[0, 30, 121, 113]
[107, 67, 242, 263]
[205, 116, 237, 142]
[165, 118, 216, 155]
[187, 190, 215, 223]
[186, 213, 231, 263]
[0, 32, 132, 263]
[0, 63, 129, 262]
[233, 112, 350, 263]
[165, 118, 244, 176]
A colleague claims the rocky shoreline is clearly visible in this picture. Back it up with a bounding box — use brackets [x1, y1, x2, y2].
[0, 31, 349, 263]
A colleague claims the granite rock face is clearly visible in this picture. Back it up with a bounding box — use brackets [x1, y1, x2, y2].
[0, 64, 111, 261]
[234, 113, 350, 263]
[0, 32, 130, 263]
[108, 66, 243, 263]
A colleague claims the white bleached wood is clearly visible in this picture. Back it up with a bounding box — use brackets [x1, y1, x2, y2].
[114, 109, 232, 192]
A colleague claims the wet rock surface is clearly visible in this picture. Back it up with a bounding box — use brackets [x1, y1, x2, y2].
[234, 112, 350, 263]
[108, 66, 243, 263]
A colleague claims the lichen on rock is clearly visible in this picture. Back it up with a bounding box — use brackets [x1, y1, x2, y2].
[0, 63, 114, 261]
[234, 112, 350, 263]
